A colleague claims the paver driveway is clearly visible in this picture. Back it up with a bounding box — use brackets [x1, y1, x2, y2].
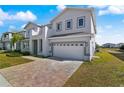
[0, 57, 82, 87]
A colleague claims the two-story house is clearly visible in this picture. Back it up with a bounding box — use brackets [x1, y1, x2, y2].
[1, 32, 15, 50]
[21, 7, 96, 61]
[21, 22, 42, 53]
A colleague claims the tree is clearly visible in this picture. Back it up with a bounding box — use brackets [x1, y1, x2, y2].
[96, 43, 101, 49]
[120, 45, 124, 50]
[11, 33, 24, 51]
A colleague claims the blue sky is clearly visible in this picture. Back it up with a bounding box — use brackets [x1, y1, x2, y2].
[0, 5, 124, 45]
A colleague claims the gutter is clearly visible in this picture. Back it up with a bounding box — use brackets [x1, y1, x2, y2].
[48, 34, 94, 40]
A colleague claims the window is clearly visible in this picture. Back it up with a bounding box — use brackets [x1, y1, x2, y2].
[80, 44, 83, 46]
[40, 39, 42, 52]
[56, 22, 62, 31]
[23, 42, 25, 49]
[71, 44, 74, 46]
[23, 41, 29, 49]
[75, 44, 78, 46]
[65, 19, 72, 30]
[77, 16, 85, 28]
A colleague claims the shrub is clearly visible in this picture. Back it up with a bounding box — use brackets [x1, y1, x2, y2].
[39, 55, 48, 58]
[4, 50, 11, 53]
[6, 52, 22, 57]
[14, 50, 21, 53]
[120, 45, 124, 50]
[96, 49, 100, 52]
[21, 51, 30, 56]
[96, 44, 100, 49]
[0, 50, 5, 54]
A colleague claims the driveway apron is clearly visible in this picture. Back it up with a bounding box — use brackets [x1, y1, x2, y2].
[0, 57, 82, 87]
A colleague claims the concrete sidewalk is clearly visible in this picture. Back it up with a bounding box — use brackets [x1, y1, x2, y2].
[0, 74, 12, 87]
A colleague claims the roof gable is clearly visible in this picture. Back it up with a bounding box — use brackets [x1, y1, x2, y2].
[24, 22, 41, 30]
[51, 7, 93, 22]
[50, 7, 96, 33]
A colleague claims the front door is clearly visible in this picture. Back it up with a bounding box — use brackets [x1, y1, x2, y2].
[33, 40, 37, 55]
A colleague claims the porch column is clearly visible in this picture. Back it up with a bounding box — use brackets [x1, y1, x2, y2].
[29, 39, 33, 54]
[20, 41, 23, 52]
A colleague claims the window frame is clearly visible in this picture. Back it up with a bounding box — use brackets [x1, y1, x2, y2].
[77, 16, 85, 28]
[65, 19, 72, 30]
[56, 22, 62, 31]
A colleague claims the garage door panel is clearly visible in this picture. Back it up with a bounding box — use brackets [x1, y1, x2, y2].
[53, 43, 84, 60]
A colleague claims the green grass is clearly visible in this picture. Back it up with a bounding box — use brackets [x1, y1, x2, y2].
[0, 53, 33, 69]
[64, 48, 124, 87]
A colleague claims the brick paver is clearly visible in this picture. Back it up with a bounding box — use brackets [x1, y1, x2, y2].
[0, 57, 82, 87]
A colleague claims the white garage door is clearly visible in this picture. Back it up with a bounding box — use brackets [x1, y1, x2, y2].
[53, 42, 84, 60]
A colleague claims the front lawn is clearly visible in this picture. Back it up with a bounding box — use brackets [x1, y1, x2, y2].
[0, 52, 33, 69]
[64, 48, 124, 87]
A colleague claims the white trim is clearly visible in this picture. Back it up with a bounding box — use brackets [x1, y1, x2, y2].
[48, 34, 91, 40]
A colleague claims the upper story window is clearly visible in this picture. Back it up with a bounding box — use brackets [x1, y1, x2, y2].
[56, 22, 62, 31]
[65, 19, 72, 30]
[77, 16, 85, 28]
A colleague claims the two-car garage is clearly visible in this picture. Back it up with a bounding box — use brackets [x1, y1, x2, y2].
[52, 42, 85, 60]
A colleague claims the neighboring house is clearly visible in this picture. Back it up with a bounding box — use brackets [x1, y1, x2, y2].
[1, 32, 15, 50]
[102, 43, 117, 48]
[102, 43, 124, 48]
[0, 7, 96, 61]
[0, 39, 3, 49]
[117, 43, 124, 48]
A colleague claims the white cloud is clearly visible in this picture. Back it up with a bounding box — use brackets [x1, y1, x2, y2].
[0, 8, 37, 22]
[0, 21, 3, 26]
[56, 5, 66, 11]
[88, 5, 108, 9]
[0, 8, 10, 20]
[13, 11, 37, 21]
[96, 35, 102, 38]
[105, 25, 112, 29]
[98, 6, 124, 16]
